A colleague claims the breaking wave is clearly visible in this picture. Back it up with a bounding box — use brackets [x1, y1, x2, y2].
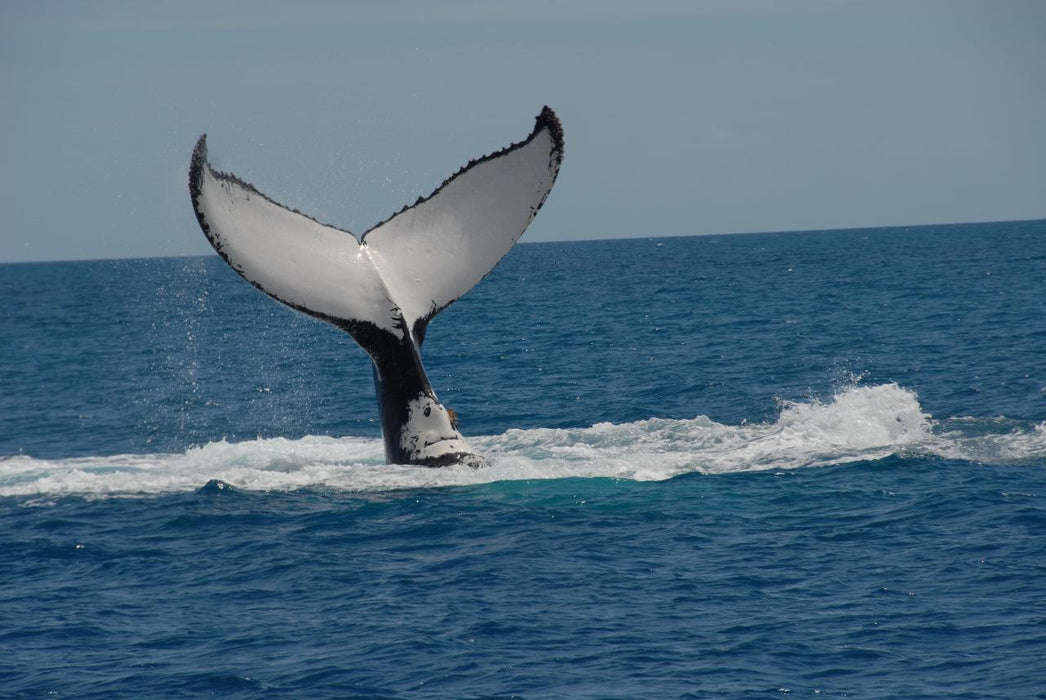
[2, 384, 1043, 499]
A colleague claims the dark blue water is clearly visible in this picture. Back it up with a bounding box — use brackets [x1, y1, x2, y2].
[2, 221, 1045, 697]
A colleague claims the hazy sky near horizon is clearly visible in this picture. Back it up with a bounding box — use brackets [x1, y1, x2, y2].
[2, 1, 1044, 263]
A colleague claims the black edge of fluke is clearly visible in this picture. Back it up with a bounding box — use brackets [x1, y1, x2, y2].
[188, 134, 208, 236]
[536, 105, 565, 156]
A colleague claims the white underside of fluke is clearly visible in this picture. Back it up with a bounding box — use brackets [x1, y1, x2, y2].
[191, 110, 563, 339]
[364, 127, 559, 332]
[193, 165, 400, 332]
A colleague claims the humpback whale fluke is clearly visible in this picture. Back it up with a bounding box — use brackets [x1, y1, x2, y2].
[188, 107, 564, 467]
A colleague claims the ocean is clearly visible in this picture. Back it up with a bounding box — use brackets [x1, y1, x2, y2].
[2, 220, 1044, 698]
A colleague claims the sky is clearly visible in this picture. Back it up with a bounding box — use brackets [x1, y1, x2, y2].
[1, 0, 1044, 263]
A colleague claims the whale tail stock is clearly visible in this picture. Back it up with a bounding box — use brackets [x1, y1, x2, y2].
[188, 107, 564, 467]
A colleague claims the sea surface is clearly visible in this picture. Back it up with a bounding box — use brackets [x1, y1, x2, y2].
[2, 221, 1045, 698]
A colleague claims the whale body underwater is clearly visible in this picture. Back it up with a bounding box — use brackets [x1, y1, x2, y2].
[188, 107, 564, 467]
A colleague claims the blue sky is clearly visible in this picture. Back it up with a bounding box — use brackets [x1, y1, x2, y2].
[2, 1, 1044, 262]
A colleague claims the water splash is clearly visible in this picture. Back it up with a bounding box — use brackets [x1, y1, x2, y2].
[2, 384, 1042, 499]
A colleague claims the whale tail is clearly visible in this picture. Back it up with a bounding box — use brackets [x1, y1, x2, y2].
[188, 108, 564, 466]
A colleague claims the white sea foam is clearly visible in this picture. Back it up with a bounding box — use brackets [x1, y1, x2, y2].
[1, 384, 1043, 498]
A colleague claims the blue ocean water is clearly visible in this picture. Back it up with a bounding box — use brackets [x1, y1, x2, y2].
[1, 221, 1045, 698]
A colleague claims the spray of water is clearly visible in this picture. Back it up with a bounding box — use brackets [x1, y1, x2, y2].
[1, 384, 1043, 498]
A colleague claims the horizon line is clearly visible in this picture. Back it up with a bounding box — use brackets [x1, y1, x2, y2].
[3, 216, 1043, 266]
